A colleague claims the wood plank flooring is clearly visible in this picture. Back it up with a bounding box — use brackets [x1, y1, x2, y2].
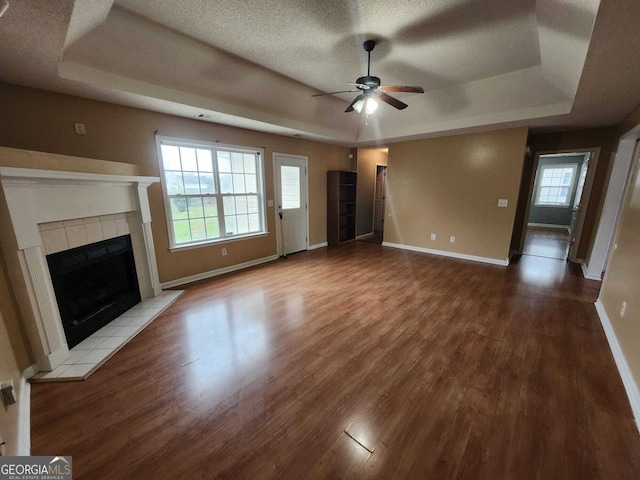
[30, 242, 640, 479]
[523, 226, 570, 260]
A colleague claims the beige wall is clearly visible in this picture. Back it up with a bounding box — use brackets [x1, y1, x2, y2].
[356, 147, 388, 236]
[0, 257, 32, 455]
[385, 127, 528, 261]
[0, 83, 351, 283]
[600, 102, 640, 401]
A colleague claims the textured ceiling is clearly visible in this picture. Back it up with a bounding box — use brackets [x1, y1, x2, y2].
[0, 0, 639, 146]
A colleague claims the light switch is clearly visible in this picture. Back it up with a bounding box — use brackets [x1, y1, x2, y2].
[74, 122, 86, 135]
[0, 379, 15, 406]
[267, 200, 274, 207]
[497, 199, 508, 207]
[430, 233, 436, 240]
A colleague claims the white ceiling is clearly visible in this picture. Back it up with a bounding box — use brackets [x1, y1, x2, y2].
[1, 0, 639, 146]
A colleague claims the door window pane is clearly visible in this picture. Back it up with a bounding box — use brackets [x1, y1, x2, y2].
[281, 166, 300, 210]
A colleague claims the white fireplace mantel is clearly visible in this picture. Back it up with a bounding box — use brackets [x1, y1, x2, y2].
[0, 166, 161, 372]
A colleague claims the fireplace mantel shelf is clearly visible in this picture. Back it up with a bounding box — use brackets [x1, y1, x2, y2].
[0, 166, 159, 186]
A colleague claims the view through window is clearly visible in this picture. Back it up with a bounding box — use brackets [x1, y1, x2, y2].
[156, 137, 266, 248]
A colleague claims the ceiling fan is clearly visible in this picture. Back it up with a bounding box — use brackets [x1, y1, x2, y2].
[312, 39, 424, 114]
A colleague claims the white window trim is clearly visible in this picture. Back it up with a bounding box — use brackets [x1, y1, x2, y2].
[534, 163, 578, 207]
[155, 135, 267, 250]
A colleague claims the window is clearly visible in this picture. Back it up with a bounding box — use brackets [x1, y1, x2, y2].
[156, 137, 266, 248]
[534, 164, 577, 206]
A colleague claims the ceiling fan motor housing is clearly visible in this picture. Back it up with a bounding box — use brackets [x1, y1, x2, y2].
[356, 76, 381, 89]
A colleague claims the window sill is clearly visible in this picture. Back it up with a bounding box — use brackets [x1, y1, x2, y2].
[533, 204, 571, 208]
[168, 232, 269, 252]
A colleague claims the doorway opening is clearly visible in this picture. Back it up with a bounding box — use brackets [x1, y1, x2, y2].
[520, 149, 599, 261]
[359, 165, 386, 245]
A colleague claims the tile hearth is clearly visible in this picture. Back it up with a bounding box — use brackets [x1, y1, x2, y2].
[31, 290, 184, 382]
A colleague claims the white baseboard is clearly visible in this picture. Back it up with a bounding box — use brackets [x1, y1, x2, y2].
[161, 255, 279, 288]
[528, 223, 571, 232]
[18, 364, 37, 456]
[308, 242, 328, 250]
[381, 242, 509, 266]
[581, 261, 602, 281]
[595, 299, 640, 434]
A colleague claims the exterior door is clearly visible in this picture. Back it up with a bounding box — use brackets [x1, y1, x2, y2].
[373, 166, 386, 232]
[274, 154, 308, 255]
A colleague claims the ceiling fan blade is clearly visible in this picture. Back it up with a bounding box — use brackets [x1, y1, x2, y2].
[312, 89, 359, 97]
[345, 94, 366, 113]
[379, 86, 425, 93]
[376, 92, 408, 110]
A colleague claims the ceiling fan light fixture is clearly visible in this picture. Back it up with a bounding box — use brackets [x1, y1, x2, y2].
[353, 97, 378, 115]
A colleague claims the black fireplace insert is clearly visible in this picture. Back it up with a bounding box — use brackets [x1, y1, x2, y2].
[47, 234, 141, 348]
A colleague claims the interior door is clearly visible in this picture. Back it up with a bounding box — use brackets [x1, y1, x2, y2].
[373, 166, 386, 231]
[567, 154, 591, 261]
[275, 154, 308, 255]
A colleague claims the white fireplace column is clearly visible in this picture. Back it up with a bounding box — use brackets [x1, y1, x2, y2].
[19, 245, 70, 371]
[0, 166, 161, 372]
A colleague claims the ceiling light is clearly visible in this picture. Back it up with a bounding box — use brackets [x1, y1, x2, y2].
[353, 97, 378, 115]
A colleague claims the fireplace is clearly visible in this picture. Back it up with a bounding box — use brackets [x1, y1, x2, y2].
[47, 235, 141, 348]
[0, 156, 161, 372]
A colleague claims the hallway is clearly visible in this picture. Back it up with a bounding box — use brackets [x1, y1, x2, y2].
[523, 226, 570, 260]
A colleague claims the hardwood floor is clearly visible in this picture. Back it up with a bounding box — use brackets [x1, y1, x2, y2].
[523, 226, 570, 260]
[358, 231, 383, 245]
[30, 242, 640, 479]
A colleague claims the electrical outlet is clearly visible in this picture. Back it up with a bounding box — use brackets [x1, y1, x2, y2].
[620, 301, 627, 317]
[74, 122, 86, 135]
[450, 236, 455, 243]
[430, 233, 436, 240]
[497, 199, 508, 207]
[221, 248, 227, 256]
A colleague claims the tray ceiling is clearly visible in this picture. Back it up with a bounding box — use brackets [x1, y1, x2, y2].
[1, 0, 639, 146]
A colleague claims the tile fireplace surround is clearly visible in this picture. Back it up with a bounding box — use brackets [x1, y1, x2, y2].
[0, 163, 164, 377]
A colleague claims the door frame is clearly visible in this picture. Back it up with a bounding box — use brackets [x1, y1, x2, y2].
[518, 147, 600, 262]
[372, 164, 387, 233]
[273, 152, 309, 256]
[586, 129, 640, 280]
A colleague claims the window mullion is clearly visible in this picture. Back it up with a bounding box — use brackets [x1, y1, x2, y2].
[212, 149, 227, 238]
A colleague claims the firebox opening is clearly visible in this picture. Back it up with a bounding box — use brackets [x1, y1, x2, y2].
[47, 235, 141, 348]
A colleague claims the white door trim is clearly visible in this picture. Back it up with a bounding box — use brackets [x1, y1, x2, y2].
[273, 152, 309, 256]
[517, 147, 599, 261]
[585, 129, 640, 279]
